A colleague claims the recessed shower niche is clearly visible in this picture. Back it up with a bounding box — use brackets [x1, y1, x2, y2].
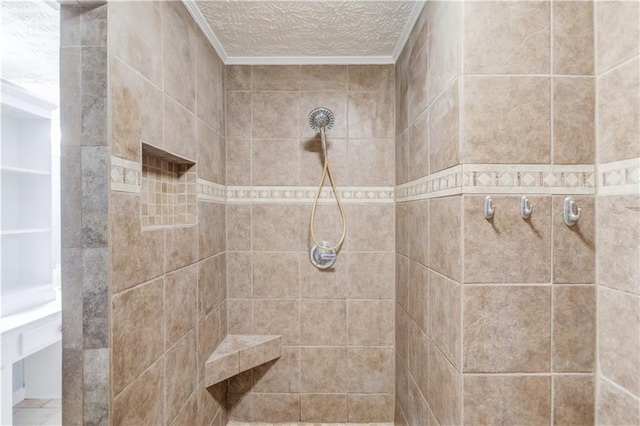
[140, 143, 196, 228]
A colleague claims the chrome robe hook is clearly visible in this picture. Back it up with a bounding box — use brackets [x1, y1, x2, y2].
[520, 196, 533, 219]
[563, 196, 581, 227]
[484, 196, 495, 220]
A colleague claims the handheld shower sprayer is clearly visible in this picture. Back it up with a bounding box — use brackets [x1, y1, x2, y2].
[308, 107, 346, 269]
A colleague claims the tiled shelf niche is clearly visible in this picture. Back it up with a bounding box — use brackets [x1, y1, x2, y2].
[141, 143, 196, 228]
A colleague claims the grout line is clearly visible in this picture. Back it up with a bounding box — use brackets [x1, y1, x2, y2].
[549, 3, 555, 423]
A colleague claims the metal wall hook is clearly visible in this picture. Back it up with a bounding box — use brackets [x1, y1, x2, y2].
[563, 196, 581, 227]
[484, 196, 495, 220]
[520, 196, 533, 219]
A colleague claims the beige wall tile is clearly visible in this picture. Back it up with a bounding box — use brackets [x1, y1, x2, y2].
[597, 379, 640, 425]
[599, 287, 640, 397]
[165, 332, 197, 424]
[553, 195, 595, 284]
[252, 252, 299, 298]
[429, 272, 461, 370]
[408, 110, 429, 182]
[227, 298, 251, 335]
[226, 204, 251, 251]
[301, 65, 348, 92]
[408, 321, 428, 398]
[348, 65, 394, 92]
[407, 43, 429, 125]
[347, 252, 394, 299]
[196, 310, 220, 382]
[197, 381, 225, 426]
[171, 392, 197, 426]
[253, 65, 301, 91]
[253, 346, 301, 393]
[598, 58, 640, 163]
[464, 195, 551, 284]
[300, 91, 348, 139]
[464, 1, 550, 74]
[427, 2, 461, 105]
[348, 91, 394, 139]
[597, 195, 640, 295]
[225, 65, 251, 91]
[463, 375, 551, 425]
[427, 341, 462, 425]
[227, 252, 251, 298]
[553, 375, 594, 426]
[225, 138, 251, 186]
[304, 201, 349, 252]
[300, 346, 347, 393]
[463, 77, 550, 164]
[348, 394, 394, 423]
[596, 1, 640, 74]
[109, 57, 163, 161]
[165, 265, 198, 348]
[253, 299, 300, 345]
[197, 121, 222, 183]
[301, 393, 347, 423]
[553, 286, 595, 372]
[463, 286, 551, 372]
[299, 251, 348, 299]
[396, 203, 409, 257]
[395, 307, 410, 365]
[226, 92, 252, 139]
[301, 299, 347, 345]
[112, 278, 164, 394]
[62, 349, 83, 425]
[252, 204, 301, 251]
[346, 204, 395, 252]
[429, 196, 462, 281]
[198, 201, 225, 259]
[553, 77, 595, 164]
[347, 347, 394, 394]
[407, 375, 431, 426]
[396, 74, 409, 137]
[195, 35, 221, 132]
[299, 137, 348, 186]
[407, 261, 429, 332]
[429, 80, 460, 173]
[166, 225, 198, 274]
[406, 200, 429, 266]
[252, 92, 300, 138]
[348, 299, 394, 346]
[253, 393, 301, 422]
[252, 139, 300, 185]
[113, 358, 164, 426]
[348, 139, 395, 186]
[108, 2, 162, 87]
[162, 12, 196, 113]
[553, 1, 594, 75]
[396, 129, 409, 184]
[228, 392, 253, 422]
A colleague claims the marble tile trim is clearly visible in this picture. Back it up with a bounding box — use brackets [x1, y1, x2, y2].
[599, 157, 640, 195]
[226, 186, 395, 204]
[110, 155, 226, 202]
[111, 155, 140, 194]
[197, 178, 226, 203]
[396, 164, 596, 202]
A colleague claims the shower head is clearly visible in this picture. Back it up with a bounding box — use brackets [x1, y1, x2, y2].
[308, 107, 334, 131]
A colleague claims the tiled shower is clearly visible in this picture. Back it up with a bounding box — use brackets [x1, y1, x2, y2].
[59, 1, 639, 425]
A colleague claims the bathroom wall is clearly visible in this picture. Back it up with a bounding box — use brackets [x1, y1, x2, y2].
[61, 2, 228, 425]
[594, 1, 640, 423]
[396, 1, 597, 424]
[224, 65, 396, 422]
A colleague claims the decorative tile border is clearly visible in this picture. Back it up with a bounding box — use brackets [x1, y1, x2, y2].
[226, 186, 395, 204]
[599, 157, 640, 195]
[395, 164, 596, 202]
[110, 155, 141, 194]
[197, 178, 226, 203]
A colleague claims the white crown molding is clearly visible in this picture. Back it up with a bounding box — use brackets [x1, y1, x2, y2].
[225, 55, 395, 65]
[182, 0, 229, 63]
[392, 1, 427, 62]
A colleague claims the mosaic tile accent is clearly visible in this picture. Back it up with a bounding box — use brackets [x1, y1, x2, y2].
[225, 186, 394, 204]
[197, 178, 226, 203]
[141, 155, 196, 227]
[599, 157, 640, 195]
[395, 164, 596, 202]
[111, 155, 141, 194]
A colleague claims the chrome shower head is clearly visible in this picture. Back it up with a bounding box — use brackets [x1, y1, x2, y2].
[308, 107, 334, 131]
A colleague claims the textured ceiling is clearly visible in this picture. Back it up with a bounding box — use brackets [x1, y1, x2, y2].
[190, 1, 421, 63]
[1, 0, 60, 102]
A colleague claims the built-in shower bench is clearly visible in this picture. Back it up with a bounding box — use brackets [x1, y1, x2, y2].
[204, 334, 282, 387]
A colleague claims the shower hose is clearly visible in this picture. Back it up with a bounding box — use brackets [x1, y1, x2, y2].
[309, 129, 346, 252]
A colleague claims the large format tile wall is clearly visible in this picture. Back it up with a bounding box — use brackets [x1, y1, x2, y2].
[224, 65, 396, 423]
[61, 2, 228, 425]
[594, 1, 640, 424]
[395, 2, 597, 424]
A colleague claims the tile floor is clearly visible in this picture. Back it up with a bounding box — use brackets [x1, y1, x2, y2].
[12, 399, 61, 426]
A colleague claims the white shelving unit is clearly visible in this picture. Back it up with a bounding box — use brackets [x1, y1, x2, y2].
[1, 80, 57, 316]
